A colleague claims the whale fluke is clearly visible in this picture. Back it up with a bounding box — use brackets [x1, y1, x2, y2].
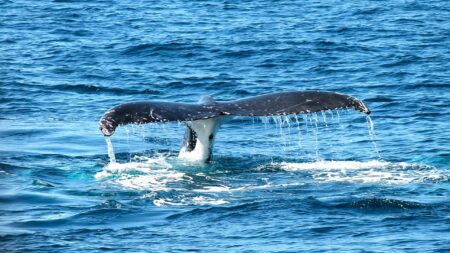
[99, 91, 370, 163]
[99, 101, 222, 136]
[99, 91, 369, 137]
[221, 91, 370, 116]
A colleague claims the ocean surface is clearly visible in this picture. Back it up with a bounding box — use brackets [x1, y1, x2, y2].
[1, 0, 449, 252]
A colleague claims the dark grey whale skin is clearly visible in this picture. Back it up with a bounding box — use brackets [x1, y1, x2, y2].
[99, 91, 370, 136]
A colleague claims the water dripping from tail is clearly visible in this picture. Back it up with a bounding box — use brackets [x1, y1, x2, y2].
[312, 113, 321, 161]
[105, 136, 117, 163]
[366, 115, 381, 159]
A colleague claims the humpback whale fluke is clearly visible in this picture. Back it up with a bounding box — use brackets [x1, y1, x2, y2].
[99, 91, 370, 162]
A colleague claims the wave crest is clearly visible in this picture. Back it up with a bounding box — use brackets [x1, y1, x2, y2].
[279, 160, 447, 184]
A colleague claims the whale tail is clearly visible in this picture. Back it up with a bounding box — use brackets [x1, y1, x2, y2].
[99, 91, 369, 136]
[99, 90, 370, 162]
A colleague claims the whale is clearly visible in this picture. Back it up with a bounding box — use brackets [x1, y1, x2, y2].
[99, 91, 370, 162]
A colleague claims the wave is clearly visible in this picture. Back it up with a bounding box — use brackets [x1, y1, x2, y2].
[0, 192, 69, 206]
[51, 84, 160, 96]
[332, 197, 426, 210]
[409, 83, 450, 89]
[278, 160, 448, 184]
[122, 42, 205, 56]
[5, 83, 161, 97]
[153, 196, 228, 207]
[222, 49, 257, 58]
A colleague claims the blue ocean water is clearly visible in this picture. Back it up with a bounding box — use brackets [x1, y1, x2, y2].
[1, 0, 449, 252]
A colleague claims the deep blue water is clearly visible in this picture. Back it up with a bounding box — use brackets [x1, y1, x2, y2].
[1, 0, 449, 252]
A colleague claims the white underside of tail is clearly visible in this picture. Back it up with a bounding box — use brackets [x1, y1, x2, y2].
[178, 117, 224, 163]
